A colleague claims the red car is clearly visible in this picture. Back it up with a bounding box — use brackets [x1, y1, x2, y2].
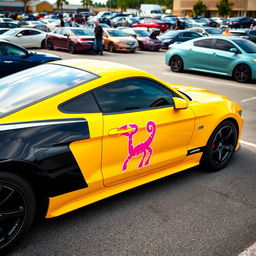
[74, 14, 84, 24]
[132, 19, 168, 32]
[46, 27, 95, 54]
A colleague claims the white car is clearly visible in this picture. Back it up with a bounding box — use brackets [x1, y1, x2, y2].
[39, 18, 61, 31]
[0, 18, 15, 23]
[0, 28, 46, 48]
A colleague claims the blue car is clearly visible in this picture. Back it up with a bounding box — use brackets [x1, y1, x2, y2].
[0, 40, 61, 77]
[165, 36, 256, 83]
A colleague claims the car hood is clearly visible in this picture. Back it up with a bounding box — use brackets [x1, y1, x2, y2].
[171, 84, 230, 103]
[111, 37, 137, 42]
[30, 51, 61, 60]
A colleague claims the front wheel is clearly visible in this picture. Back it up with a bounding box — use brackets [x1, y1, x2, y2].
[109, 42, 115, 52]
[233, 64, 251, 83]
[169, 56, 183, 72]
[68, 43, 76, 54]
[0, 172, 36, 253]
[46, 40, 53, 50]
[200, 120, 238, 171]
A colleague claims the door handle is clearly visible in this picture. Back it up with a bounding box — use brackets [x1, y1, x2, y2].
[4, 61, 13, 64]
[108, 127, 134, 135]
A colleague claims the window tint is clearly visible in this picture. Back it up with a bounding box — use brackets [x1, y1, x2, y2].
[194, 39, 213, 48]
[233, 39, 256, 53]
[0, 64, 98, 118]
[54, 28, 62, 34]
[181, 32, 192, 37]
[191, 32, 201, 38]
[93, 78, 175, 114]
[249, 31, 256, 36]
[30, 30, 41, 35]
[214, 39, 236, 51]
[59, 93, 100, 113]
[8, 23, 18, 28]
[0, 43, 27, 56]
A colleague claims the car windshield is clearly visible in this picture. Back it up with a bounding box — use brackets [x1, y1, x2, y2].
[205, 28, 221, 34]
[134, 30, 149, 37]
[107, 30, 127, 37]
[161, 31, 181, 38]
[2, 29, 19, 36]
[71, 29, 94, 36]
[0, 64, 98, 118]
[233, 39, 256, 53]
[30, 21, 42, 24]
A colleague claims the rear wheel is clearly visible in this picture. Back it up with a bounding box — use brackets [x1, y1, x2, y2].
[41, 39, 46, 49]
[138, 41, 144, 50]
[201, 120, 238, 171]
[0, 172, 36, 253]
[109, 42, 115, 52]
[233, 64, 251, 83]
[169, 56, 183, 72]
[68, 43, 76, 54]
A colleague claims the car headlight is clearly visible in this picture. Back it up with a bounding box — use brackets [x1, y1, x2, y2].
[163, 39, 172, 42]
[118, 41, 126, 44]
[252, 59, 256, 63]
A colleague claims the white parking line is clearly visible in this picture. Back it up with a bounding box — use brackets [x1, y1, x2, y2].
[161, 72, 256, 90]
[241, 96, 256, 103]
[238, 242, 256, 256]
[240, 140, 256, 149]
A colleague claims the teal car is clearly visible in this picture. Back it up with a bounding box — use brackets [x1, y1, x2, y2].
[165, 36, 256, 83]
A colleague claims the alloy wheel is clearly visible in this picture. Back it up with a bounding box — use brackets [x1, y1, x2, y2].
[234, 64, 251, 83]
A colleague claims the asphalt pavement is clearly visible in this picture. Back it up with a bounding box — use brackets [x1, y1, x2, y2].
[9, 49, 256, 256]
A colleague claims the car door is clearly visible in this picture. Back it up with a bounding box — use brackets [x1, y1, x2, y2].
[0, 41, 31, 76]
[51, 28, 63, 48]
[93, 77, 195, 186]
[13, 29, 32, 47]
[211, 39, 238, 74]
[187, 38, 215, 70]
[60, 28, 70, 49]
[27, 29, 44, 48]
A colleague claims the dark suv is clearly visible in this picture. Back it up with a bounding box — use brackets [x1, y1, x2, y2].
[228, 17, 255, 28]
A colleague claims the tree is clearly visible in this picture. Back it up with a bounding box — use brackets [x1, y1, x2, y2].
[193, 0, 207, 17]
[17, 0, 30, 13]
[81, 0, 93, 10]
[216, 0, 233, 18]
[56, 0, 69, 13]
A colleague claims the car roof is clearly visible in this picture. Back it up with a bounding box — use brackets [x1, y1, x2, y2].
[52, 59, 146, 77]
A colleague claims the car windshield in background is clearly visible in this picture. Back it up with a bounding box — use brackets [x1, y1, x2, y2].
[233, 39, 256, 53]
[71, 29, 94, 36]
[134, 30, 149, 37]
[205, 29, 221, 34]
[107, 30, 127, 37]
[0, 64, 98, 118]
[3, 29, 19, 36]
[30, 21, 42, 24]
[161, 31, 181, 38]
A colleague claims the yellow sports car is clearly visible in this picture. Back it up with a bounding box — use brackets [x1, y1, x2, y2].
[0, 59, 243, 252]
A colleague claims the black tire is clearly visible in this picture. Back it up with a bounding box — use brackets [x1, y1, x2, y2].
[169, 56, 184, 72]
[200, 120, 238, 172]
[41, 39, 46, 49]
[0, 172, 36, 253]
[233, 64, 251, 83]
[68, 43, 76, 54]
[138, 41, 144, 50]
[109, 42, 115, 52]
[46, 40, 53, 50]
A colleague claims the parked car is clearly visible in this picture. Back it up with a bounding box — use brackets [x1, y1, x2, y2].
[17, 20, 48, 32]
[99, 23, 111, 28]
[0, 18, 15, 23]
[111, 16, 130, 28]
[0, 59, 243, 253]
[0, 28, 10, 34]
[230, 29, 256, 43]
[46, 27, 95, 54]
[227, 17, 255, 28]
[0, 22, 19, 29]
[133, 19, 168, 32]
[103, 28, 138, 52]
[20, 14, 36, 21]
[158, 30, 202, 49]
[160, 16, 186, 30]
[119, 27, 162, 50]
[39, 18, 61, 31]
[185, 18, 208, 28]
[212, 17, 228, 26]
[199, 18, 219, 27]
[165, 37, 256, 83]
[188, 27, 222, 36]
[0, 39, 61, 77]
[74, 14, 84, 24]
[0, 28, 46, 48]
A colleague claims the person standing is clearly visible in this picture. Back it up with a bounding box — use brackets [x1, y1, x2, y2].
[70, 17, 76, 27]
[222, 27, 232, 36]
[60, 17, 65, 27]
[174, 18, 181, 30]
[93, 21, 103, 55]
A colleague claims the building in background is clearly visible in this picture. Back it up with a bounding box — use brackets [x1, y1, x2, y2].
[27, 1, 53, 13]
[172, 0, 256, 17]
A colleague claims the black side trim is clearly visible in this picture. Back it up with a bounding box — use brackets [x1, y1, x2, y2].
[187, 147, 205, 156]
[0, 119, 89, 197]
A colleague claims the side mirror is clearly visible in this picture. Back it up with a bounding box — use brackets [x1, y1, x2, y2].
[230, 48, 238, 54]
[16, 33, 22, 37]
[63, 33, 69, 37]
[173, 97, 188, 110]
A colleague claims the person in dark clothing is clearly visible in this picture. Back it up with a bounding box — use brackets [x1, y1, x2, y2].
[60, 17, 65, 27]
[93, 21, 103, 55]
[174, 18, 181, 30]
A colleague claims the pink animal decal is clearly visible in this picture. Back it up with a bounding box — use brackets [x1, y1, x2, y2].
[120, 121, 157, 172]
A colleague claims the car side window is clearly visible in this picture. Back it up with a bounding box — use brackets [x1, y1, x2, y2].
[0, 43, 27, 57]
[54, 28, 62, 34]
[93, 78, 175, 114]
[59, 93, 100, 114]
[194, 39, 214, 48]
[180, 32, 191, 38]
[249, 31, 256, 36]
[30, 30, 41, 35]
[214, 39, 236, 52]
[62, 29, 70, 36]
[9, 23, 17, 28]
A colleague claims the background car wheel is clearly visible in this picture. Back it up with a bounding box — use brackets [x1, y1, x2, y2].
[0, 172, 36, 253]
[200, 120, 238, 172]
[68, 43, 76, 54]
[233, 64, 251, 83]
[170, 56, 184, 72]
[138, 41, 144, 50]
[41, 40, 46, 49]
[47, 40, 53, 50]
[109, 43, 115, 52]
